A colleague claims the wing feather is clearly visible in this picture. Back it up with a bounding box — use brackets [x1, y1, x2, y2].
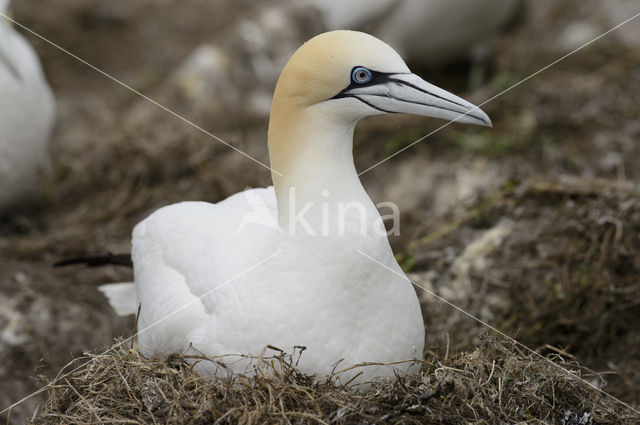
[130, 187, 277, 353]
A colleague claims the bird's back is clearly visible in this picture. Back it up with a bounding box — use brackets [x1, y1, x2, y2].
[130, 186, 424, 384]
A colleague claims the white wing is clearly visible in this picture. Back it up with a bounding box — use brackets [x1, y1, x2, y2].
[130, 187, 278, 354]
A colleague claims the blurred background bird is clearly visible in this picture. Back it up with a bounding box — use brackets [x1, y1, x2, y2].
[2, 0, 640, 423]
[306, 0, 518, 66]
[0, 0, 55, 212]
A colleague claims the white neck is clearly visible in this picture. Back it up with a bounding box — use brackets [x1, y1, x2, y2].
[268, 102, 378, 235]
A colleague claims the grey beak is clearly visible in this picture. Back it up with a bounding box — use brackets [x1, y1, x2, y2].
[340, 72, 491, 127]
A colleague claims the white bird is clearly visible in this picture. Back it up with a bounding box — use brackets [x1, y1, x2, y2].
[99, 31, 491, 385]
[306, 0, 517, 65]
[0, 0, 55, 211]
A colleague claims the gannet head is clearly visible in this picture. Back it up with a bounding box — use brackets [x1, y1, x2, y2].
[269, 31, 492, 225]
[271, 30, 491, 126]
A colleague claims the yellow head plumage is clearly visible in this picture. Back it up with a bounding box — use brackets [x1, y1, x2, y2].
[271, 30, 409, 110]
[267, 30, 490, 208]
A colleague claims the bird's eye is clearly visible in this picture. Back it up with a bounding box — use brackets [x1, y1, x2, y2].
[351, 67, 372, 84]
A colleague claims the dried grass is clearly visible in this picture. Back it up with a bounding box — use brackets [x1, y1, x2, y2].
[29, 336, 633, 424]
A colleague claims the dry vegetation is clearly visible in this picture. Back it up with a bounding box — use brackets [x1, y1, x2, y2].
[1, 0, 639, 423]
[409, 176, 640, 410]
[29, 337, 633, 424]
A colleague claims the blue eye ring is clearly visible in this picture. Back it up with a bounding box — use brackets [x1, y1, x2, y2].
[351, 66, 372, 84]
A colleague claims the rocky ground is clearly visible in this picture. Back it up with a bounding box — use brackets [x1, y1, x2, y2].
[1, 0, 639, 423]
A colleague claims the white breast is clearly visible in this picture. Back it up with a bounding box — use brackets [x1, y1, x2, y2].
[0, 22, 55, 210]
[130, 187, 424, 385]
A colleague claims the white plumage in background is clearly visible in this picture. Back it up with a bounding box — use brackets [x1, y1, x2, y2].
[306, 0, 518, 65]
[0, 0, 55, 211]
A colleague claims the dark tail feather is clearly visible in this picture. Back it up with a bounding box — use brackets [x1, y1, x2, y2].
[54, 253, 133, 268]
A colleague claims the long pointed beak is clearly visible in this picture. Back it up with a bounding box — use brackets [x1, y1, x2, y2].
[341, 73, 491, 127]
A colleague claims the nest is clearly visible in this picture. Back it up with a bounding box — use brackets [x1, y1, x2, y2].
[29, 336, 633, 424]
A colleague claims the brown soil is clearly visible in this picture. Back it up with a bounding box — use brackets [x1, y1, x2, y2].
[1, 0, 639, 423]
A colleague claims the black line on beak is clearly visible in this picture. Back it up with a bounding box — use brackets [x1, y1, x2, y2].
[362, 93, 487, 124]
[329, 70, 466, 112]
[344, 94, 396, 113]
[327, 70, 485, 123]
[387, 77, 468, 109]
[330, 70, 406, 100]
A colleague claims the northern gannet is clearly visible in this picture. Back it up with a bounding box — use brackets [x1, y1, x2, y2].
[98, 31, 491, 385]
[306, 0, 517, 65]
[0, 0, 55, 211]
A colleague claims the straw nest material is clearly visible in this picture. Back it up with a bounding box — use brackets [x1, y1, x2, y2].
[29, 336, 634, 424]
